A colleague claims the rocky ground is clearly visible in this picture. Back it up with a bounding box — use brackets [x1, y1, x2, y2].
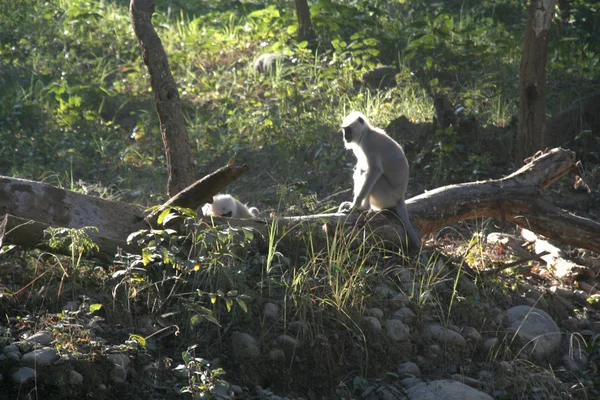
[1, 218, 599, 399]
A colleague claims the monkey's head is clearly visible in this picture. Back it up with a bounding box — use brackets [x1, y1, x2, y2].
[341, 111, 370, 145]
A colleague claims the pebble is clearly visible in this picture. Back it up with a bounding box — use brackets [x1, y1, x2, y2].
[391, 307, 416, 325]
[363, 316, 382, 331]
[107, 353, 130, 368]
[263, 303, 279, 320]
[12, 367, 35, 384]
[111, 364, 127, 384]
[27, 331, 54, 346]
[423, 324, 466, 347]
[231, 332, 260, 360]
[365, 307, 384, 319]
[385, 319, 410, 341]
[398, 361, 421, 377]
[21, 347, 58, 367]
[69, 369, 83, 385]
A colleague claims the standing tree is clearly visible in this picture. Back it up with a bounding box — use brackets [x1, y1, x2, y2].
[516, 0, 557, 165]
[293, 0, 316, 43]
[130, 0, 196, 196]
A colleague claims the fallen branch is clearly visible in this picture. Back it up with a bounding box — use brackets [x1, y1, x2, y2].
[145, 155, 249, 224]
[1, 148, 598, 258]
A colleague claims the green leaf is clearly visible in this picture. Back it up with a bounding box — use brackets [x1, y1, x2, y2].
[235, 298, 248, 313]
[202, 313, 221, 327]
[129, 334, 146, 348]
[224, 298, 233, 312]
[157, 208, 172, 225]
[89, 303, 103, 313]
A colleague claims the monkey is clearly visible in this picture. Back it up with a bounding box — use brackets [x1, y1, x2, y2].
[338, 111, 422, 251]
[202, 194, 260, 218]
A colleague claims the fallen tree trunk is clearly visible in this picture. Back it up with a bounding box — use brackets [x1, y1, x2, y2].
[1, 148, 598, 258]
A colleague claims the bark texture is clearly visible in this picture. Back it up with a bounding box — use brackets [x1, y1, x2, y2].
[130, 0, 196, 196]
[293, 0, 316, 43]
[516, 0, 556, 165]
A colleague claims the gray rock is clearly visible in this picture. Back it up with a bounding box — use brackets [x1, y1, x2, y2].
[398, 361, 421, 377]
[385, 319, 410, 341]
[276, 334, 300, 352]
[21, 347, 58, 367]
[463, 326, 482, 343]
[263, 302, 279, 320]
[483, 337, 498, 352]
[478, 370, 494, 382]
[69, 369, 83, 385]
[374, 286, 396, 299]
[3, 344, 21, 357]
[107, 353, 130, 368]
[406, 379, 493, 400]
[451, 374, 483, 388]
[231, 332, 260, 360]
[388, 293, 409, 308]
[363, 316, 382, 331]
[427, 344, 443, 358]
[111, 364, 127, 384]
[231, 384, 243, 396]
[506, 306, 561, 360]
[288, 320, 308, 336]
[12, 367, 35, 384]
[268, 349, 285, 361]
[391, 307, 416, 325]
[563, 354, 582, 372]
[498, 361, 513, 372]
[423, 324, 466, 347]
[27, 331, 54, 346]
[365, 307, 384, 319]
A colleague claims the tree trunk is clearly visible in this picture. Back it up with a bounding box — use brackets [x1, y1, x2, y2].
[293, 0, 316, 43]
[130, 0, 196, 196]
[516, 0, 556, 166]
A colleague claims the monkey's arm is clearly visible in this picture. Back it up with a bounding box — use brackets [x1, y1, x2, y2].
[352, 167, 383, 209]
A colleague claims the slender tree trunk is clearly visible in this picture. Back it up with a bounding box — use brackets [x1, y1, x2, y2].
[293, 0, 316, 43]
[130, 0, 196, 196]
[516, 0, 556, 166]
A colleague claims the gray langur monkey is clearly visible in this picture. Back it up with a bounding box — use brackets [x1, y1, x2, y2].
[202, 194, 260, 218]
[338, 111, 421, 251]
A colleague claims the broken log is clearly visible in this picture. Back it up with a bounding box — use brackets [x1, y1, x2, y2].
[0, 176, 147, 258]
[1, 148, 598, 259]
[145, 154, 249, 224]
[0, 214, 138, 261]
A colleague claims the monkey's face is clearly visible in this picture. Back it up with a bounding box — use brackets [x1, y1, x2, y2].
[342, 125, 354, 143]
[341, 112, 368, 145]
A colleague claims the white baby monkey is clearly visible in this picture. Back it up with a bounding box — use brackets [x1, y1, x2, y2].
[202, 194, 260, 218]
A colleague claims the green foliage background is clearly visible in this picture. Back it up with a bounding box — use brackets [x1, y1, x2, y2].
[1, 0, 598, 205]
